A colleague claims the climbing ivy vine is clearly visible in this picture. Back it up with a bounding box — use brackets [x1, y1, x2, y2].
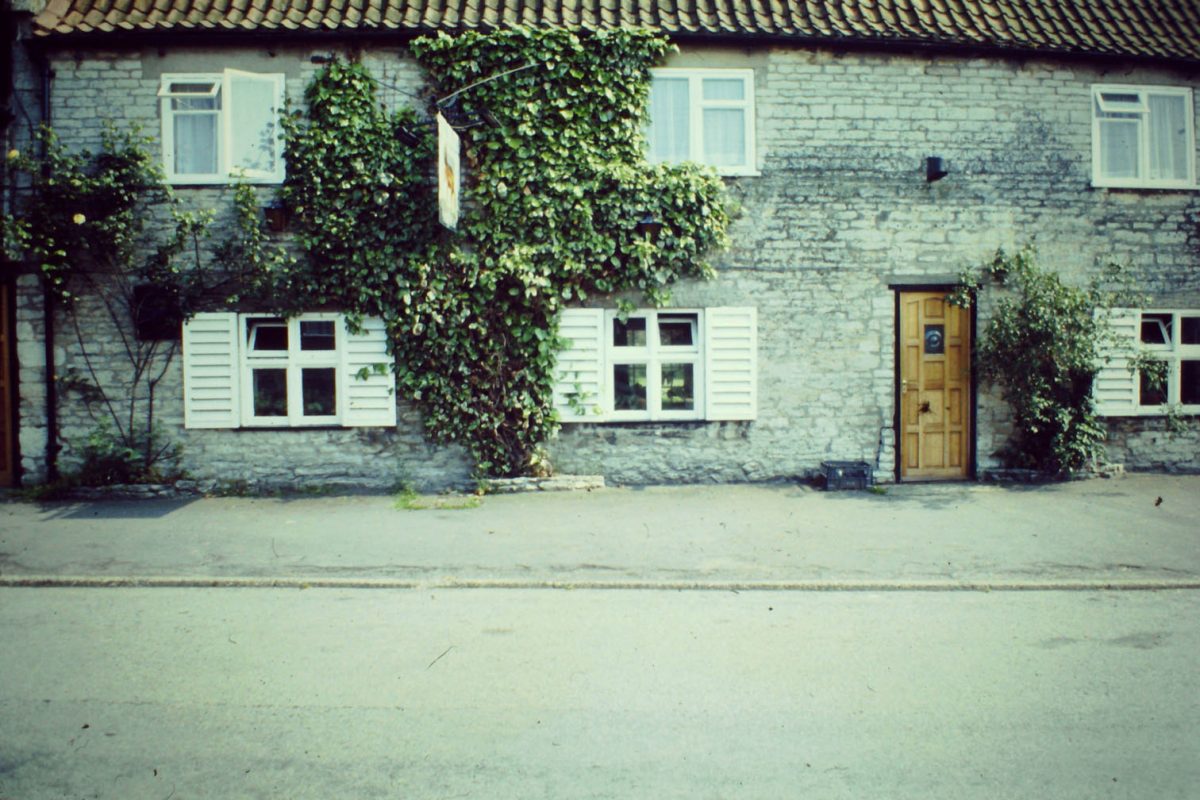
[281, 29, 730, 476]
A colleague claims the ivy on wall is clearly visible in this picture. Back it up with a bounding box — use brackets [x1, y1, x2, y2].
[281, 29, 731, 476]
[4, 29, 731, 483]
[951, 246, 1142, 475]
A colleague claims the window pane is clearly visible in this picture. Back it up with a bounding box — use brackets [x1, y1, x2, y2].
[1139, 366, 1168, 406]
[1181, 317, 1200, 345]
[702, 78, 745, 101]
[172, 95, 218, 111]
[648, 77, 690, 163]
[248, 319, 287, 351]
[613, 364, 647, 411]
[1182, 361, 1200, 405]
[168, 81, 218, 97]
[661, 363, 695, 411]
[1099, 118, 1140, 179]
[1148, 94, 1189, 181]
[1099, 92, 1142, 107]
[702, 108, 746, 167]
[173, 112, 218, 175]
[229, 74, 278, 174]
[613, 317, 647, 347]
[253, 368, 287, 416]
[1141, 313, 1172, 345]
[658, 314, 697, 347]
[302, 368, 337, 416]
[300, 320, 336, 351]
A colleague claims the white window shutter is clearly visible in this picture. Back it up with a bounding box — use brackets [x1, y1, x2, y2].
[182, 312, 240, 429]
[704, 306, 758, 421]
[342, 316, 398, 427]
[554, 308, 606, 421]
[1094, 308, 1139, 416]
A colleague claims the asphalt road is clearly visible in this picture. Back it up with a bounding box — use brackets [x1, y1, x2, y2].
[2, 586, 1197, 799]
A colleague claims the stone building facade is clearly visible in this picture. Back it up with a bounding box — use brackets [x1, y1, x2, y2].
[4, 2, 1200, 489]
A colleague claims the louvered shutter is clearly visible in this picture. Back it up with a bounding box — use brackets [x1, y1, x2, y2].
[554, 308, 606, 421]
[1094, 308, 1140, 416]
[342, 316, 397, 427]
[704, 306, 758, 421]
[182, 312, 240, 429]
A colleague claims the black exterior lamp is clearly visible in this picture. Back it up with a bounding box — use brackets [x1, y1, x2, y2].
[263, 199, 288, 233]
[925, 155, 949, 182]
[635, 212, 663, 242]
[395, 126, 422, 147]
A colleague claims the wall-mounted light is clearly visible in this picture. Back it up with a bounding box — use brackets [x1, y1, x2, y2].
[926, 156, 949, 182]
[635, 212, 663, 242]
[263, 200, 288, 233]
[395, 127, 422, 147]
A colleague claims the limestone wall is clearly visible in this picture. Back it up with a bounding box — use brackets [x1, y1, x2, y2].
[12, 42, 1200, 488]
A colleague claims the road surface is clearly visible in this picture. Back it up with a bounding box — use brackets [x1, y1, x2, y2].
[1, 585, 1197, 798]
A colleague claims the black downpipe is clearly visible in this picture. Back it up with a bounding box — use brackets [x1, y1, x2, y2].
[39, 56, 58, 481]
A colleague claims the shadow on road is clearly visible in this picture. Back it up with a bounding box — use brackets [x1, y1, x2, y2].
[36, 498, 200, 520]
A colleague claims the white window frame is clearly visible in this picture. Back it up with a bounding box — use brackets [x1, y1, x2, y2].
[1133, 310, 1200, 413]
[607, 309, 705, 422]
[647, 68, 758, 177]
[1091, 84, 1196, 190]
[160, 70, 286, 185]
[241, 313, 343, 427]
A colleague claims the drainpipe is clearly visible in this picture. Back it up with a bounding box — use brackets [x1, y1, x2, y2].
[38, 54, 58, 481]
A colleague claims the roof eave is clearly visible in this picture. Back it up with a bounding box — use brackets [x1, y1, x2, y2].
[25, 24, 1200, 70]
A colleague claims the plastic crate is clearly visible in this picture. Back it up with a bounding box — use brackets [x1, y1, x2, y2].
[820, 460, 872, 491]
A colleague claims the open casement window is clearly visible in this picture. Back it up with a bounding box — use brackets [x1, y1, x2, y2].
[647, 69, 757, 176]
[1092, 85, 1196, 189]
[182, 313, 396, 429]
[1095, 308, 1200, 415]
[553, 307, 757, 422]
[160, 70, 285, 184]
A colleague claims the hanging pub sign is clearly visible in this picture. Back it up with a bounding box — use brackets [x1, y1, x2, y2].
[436, 112, 460, 231]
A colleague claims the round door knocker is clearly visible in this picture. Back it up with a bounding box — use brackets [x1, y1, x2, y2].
[924, 325, 944, 355]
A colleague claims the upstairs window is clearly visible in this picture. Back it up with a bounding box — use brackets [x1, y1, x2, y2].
[1092, 85, 1195, 189]
[160, 71, 285, 184]
[647, 69, 757, 176]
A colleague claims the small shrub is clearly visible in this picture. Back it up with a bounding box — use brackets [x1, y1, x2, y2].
[954, 246, 1136, 475]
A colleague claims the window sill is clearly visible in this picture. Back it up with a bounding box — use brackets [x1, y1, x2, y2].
[1102, 410, 1200, 418]
[168, 176, 285, 187]
[1091, 181, 1198, 192]
[235, 424, 350, 431]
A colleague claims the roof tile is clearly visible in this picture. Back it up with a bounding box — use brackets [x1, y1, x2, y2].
[28, 0, 1200, 64]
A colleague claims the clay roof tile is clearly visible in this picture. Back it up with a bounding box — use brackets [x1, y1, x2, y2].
[25, 0, 1200, 64]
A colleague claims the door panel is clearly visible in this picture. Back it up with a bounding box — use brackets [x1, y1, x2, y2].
[899, 291, 971, 481]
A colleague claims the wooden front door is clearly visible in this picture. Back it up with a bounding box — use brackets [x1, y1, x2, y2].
[1, 283, 13, 486]
[899, 291, 971, 481]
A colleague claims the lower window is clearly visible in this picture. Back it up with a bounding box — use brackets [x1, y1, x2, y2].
[243, 315, 343, 426]
[609, 310, 702, 421]
[1136, 310, 1200, 410]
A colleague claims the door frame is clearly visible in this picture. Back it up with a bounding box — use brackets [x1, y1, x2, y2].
[891, 284, 977, 482]
[1, 280, 18, 487]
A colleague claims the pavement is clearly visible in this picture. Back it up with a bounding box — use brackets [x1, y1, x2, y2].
[1, 474, 1197, 591]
